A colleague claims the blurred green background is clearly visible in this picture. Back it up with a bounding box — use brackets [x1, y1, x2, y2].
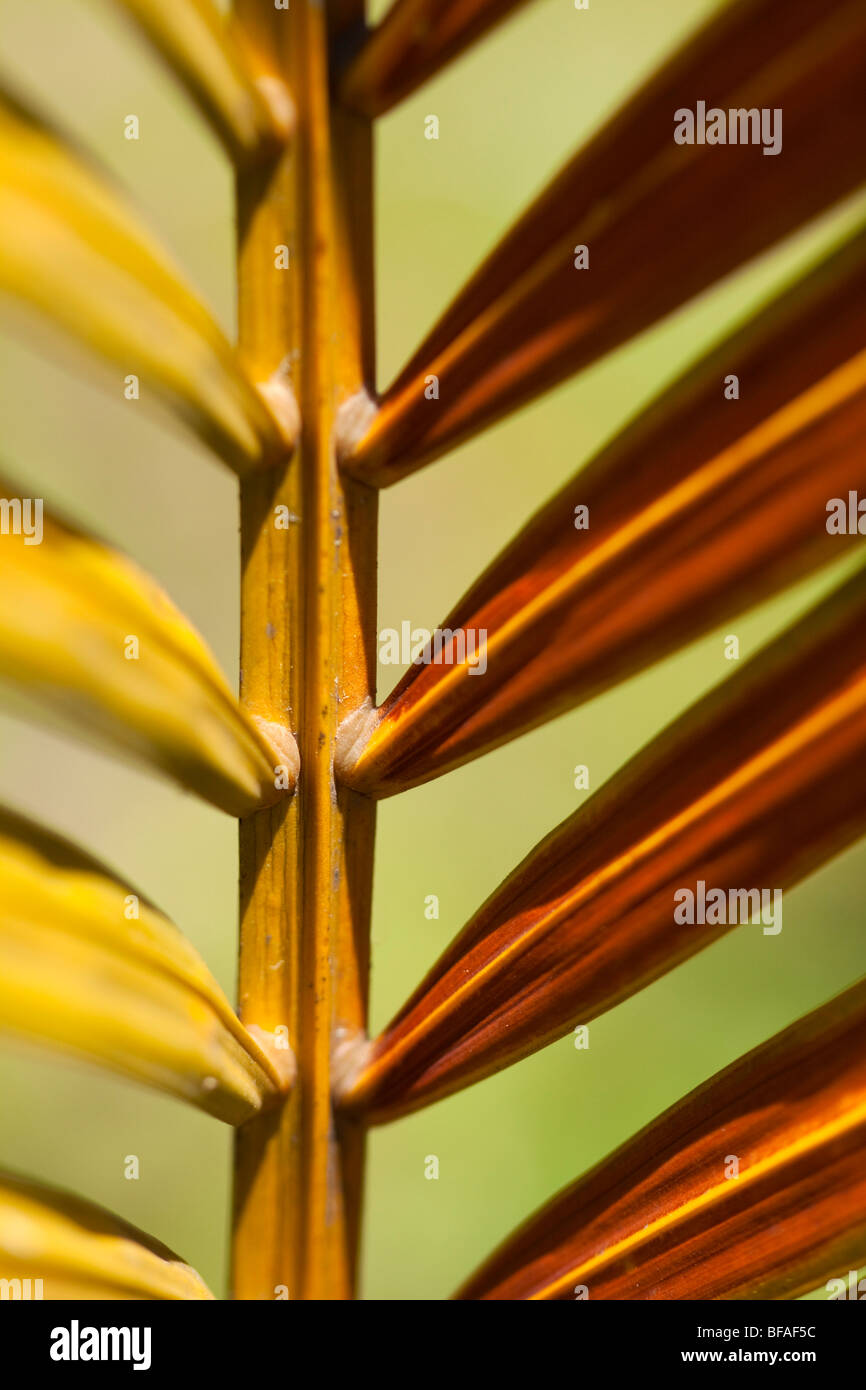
[0, 0, 864, 1300]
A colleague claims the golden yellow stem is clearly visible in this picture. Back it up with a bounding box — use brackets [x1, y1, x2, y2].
[230, 0, 376, 1300]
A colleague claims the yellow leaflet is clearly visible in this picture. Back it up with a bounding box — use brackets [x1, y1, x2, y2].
[0, 1172, 214, 1299]
[0, 90, 293, 473]
[112, 0, 291, 160]
[0, 492, 297, 814]
[0, 808, 292, 1123]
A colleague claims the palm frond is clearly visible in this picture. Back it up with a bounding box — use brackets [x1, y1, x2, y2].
[4, 0, 866, 1305]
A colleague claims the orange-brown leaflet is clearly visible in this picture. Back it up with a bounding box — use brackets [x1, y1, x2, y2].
[456, 978, 866, 1299]
[337, 0, 532, 118]
[336, 568, 866, 1124]
[383, 0, 838, 376]
[340, 0, 866, 485]
[337, 228, 866, 797]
